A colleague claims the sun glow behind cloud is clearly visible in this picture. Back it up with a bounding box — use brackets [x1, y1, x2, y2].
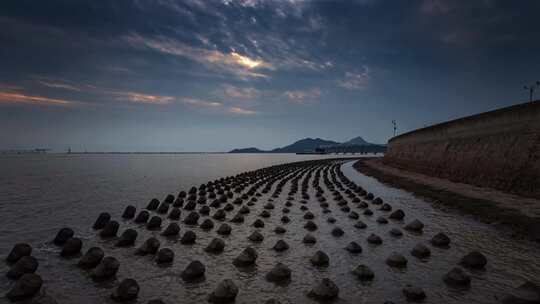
[124, 34, 272, 79]
[230, 52, 262, 69]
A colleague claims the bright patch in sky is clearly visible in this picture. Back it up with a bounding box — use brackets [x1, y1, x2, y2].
[231, 52, 263, 69]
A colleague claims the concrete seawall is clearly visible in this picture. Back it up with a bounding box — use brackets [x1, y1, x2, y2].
[384, 100, 540, 199]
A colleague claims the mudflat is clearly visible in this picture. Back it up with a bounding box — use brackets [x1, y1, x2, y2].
[354, 158, 540, 241]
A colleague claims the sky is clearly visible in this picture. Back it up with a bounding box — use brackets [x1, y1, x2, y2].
[1, 0, 539, 152]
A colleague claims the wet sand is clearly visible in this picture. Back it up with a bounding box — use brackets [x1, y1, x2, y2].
[354, 158, 540, 241]
[3, 157, 540, 303]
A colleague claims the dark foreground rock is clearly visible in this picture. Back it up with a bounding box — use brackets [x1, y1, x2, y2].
[79, 247, 104, 268]
[304, 221, 317, 231]
[181, 230, 197, 244]
[93, 212, 111, 229]
[345, 241, 363, 253]
[137, 238, 160, 255]
[352, 264, 374, 281]
[6, 243, 32, 263]
[230, 213, 244, 223]
[111, 278, 140, 302]
[116, 229, 138, 246]
[61, 237, 82, 257]
[161, 223, 180, 237]
[303, 234, 317, 244]
[253, 219, 265, 228]
[100, 221, 119, 238]
[135, 211, 150, 223]
[184, 212, 200, 225]
[431, 232, 451, 247]
[273, 240, 289, 252]
[389, 209, 405, 220]
[390, 228, 403, 237]
[443, 267, 471, 287]
[308, 278, 339, 300]
[91, 257, 120, 281]
[405, 219, 424, 232]
[208, 279, 238, 303]
[146, 216, 162, 230]
[156, 248, 174, 264]
[7, 256, 38, 279]
[168, 208, 181, 220]
[386, 253, 407, 268]
[205, 238, 225, 253]
[367, 233, 383, 245]
[403, 285, 426, 302]
[53, 227, 74, 245]
[146, 198, 160, 210]
[6, 273, 42, 301]
[200, 219, 215, 230]
[310, 250, 329, 267]
[157, 202, 169, 214]
[248, 231, 264, 242]
[217, 223, 232, 235]
[122, 205, 136, 219]
[274, 226, 286, 234]
[460, 251, 487, 269]
[181, 260, 206, 281]
[411, 243, 431, 259]
[233, 247, 258, 267]
[266, 263, 291, 283]
[354, 221, 367, 229]
[331, 227, 344, 237]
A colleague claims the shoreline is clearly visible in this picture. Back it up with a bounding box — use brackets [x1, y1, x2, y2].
[353, 158, 540, 242]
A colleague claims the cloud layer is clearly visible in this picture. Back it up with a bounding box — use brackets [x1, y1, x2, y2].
[0, 0, 538, 151]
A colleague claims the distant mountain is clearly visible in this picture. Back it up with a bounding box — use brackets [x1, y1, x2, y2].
[229, 136, 380, 153]
[228, 147, 266, 153]
[271, 138, 340, 153]
[342, 136, 371, 146]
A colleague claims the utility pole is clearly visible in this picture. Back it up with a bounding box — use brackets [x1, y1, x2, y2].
[392, 120, 397, 137]
[524, 81, 540, 102]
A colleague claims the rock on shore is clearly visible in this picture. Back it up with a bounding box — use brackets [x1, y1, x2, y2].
[308, 278, 339, 300]
[208, 279, 239, 303]
[6, 273, 43, 301]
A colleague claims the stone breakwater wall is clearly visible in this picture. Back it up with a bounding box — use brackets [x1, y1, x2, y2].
[384, 100, 540, 199]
